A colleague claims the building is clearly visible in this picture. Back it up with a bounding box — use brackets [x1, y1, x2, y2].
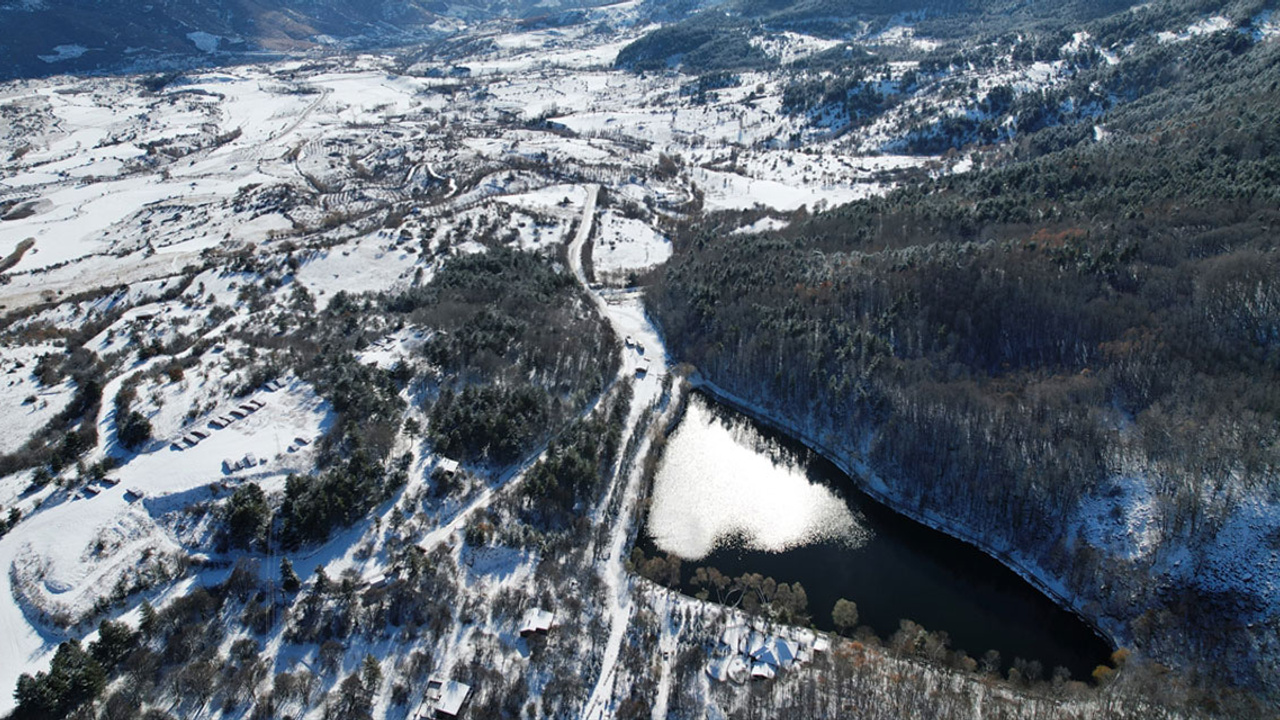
[420, 678, 471, 719]
[368, 571, 397, 589]
[813, 634, 831, 654]
[751, 637, 798, 669]
[518, 608, 554, 637]
[710, 622, 822, 684]
[705, 655, 748, 684]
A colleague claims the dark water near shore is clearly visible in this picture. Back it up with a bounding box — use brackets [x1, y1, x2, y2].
[641, 392, 1112, 680]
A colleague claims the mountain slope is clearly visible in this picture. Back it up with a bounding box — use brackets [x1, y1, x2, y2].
[647, 0, 1280, 696]
[615, 0, 1157, 71]
[0, 0, 626, 80]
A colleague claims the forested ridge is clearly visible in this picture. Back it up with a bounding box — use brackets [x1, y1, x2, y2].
[647, 5, 1280, 701]
[617, 0, 1193, 73]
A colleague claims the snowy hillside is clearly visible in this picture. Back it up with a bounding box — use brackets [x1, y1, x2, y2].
[0, 1, 1276, 718]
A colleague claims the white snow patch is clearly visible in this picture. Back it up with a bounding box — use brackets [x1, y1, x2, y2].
[731, 217, 790, 235]
[1062, 31, 1092, 54]
[1075, 476, 1159, 561]
[497, 184, 589, 217]
[186, 32, 221, 53]
[0, 344, 75, 454]
[295, 238, 424, 298]
[750, 32, 843, 64]
[872, 25, 939, 52]
[1250, 10, 1280, 40]
[1195, 497, 1280, 614]
[1158, 15, 1233, 43]
[37, 45, 88, 63]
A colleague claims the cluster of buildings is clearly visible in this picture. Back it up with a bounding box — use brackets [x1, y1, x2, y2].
[409, 607, 554, 718]
[706, 621, 831, 683]
[170, 396, 266, 451]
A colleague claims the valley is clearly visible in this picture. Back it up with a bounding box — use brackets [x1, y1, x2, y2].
[0, 0, 1276, 717]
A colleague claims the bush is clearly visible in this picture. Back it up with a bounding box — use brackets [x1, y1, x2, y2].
[116, 410, 153, 451]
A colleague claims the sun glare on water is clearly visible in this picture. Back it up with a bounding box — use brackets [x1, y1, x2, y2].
[647, 396, 868, 560]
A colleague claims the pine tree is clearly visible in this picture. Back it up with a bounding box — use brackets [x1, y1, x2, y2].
[280, 557, 301, 593]
[89, 619, 137, 671]
[138, 599, 157, 638]
[361, 654, 382, 695]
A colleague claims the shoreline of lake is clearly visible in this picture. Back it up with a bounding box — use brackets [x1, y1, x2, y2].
[641, 383, 1115, 679]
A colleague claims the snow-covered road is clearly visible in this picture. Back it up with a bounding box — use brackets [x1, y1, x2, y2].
[572, 182, 678, 720]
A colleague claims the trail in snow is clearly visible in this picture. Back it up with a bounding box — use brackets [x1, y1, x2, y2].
[650, 592, 683, 720]
[580, 397, 667, 720]
[575, 181, 677, 720]
[566, 184, 600, 290]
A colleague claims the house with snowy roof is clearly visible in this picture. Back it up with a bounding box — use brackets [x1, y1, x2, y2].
[519, 607, 555, 637]
[420, 678, 471, 719]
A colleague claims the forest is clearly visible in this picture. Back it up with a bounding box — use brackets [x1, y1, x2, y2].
[615, 0, 1168, 74]
[646, 4, 1280, 701]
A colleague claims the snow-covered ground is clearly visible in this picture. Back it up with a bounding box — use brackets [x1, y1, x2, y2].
[0, 344, 74, 455]
[592, 210, 670, 280]
[1157, 15, 1233, 44]
[0, 8, 1184, 716]
[0, 378, 329, 711]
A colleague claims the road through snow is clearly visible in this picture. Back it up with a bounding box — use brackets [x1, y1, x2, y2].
[572, 185, 679, 720]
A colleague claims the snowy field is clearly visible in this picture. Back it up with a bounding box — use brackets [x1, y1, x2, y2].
[591, 210, 670, 280]
[0, 18, 1035, 713]
[0, 8, 1253, 718]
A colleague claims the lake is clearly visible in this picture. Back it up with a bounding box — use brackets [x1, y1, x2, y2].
[642, 392, 1112, 679]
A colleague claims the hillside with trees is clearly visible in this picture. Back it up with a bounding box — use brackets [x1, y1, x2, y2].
[647, 1, 1280, 700]
[1, 0, 1278, 715]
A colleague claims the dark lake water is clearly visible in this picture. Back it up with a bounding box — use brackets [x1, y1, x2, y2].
[641, 392, 1112, 680]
